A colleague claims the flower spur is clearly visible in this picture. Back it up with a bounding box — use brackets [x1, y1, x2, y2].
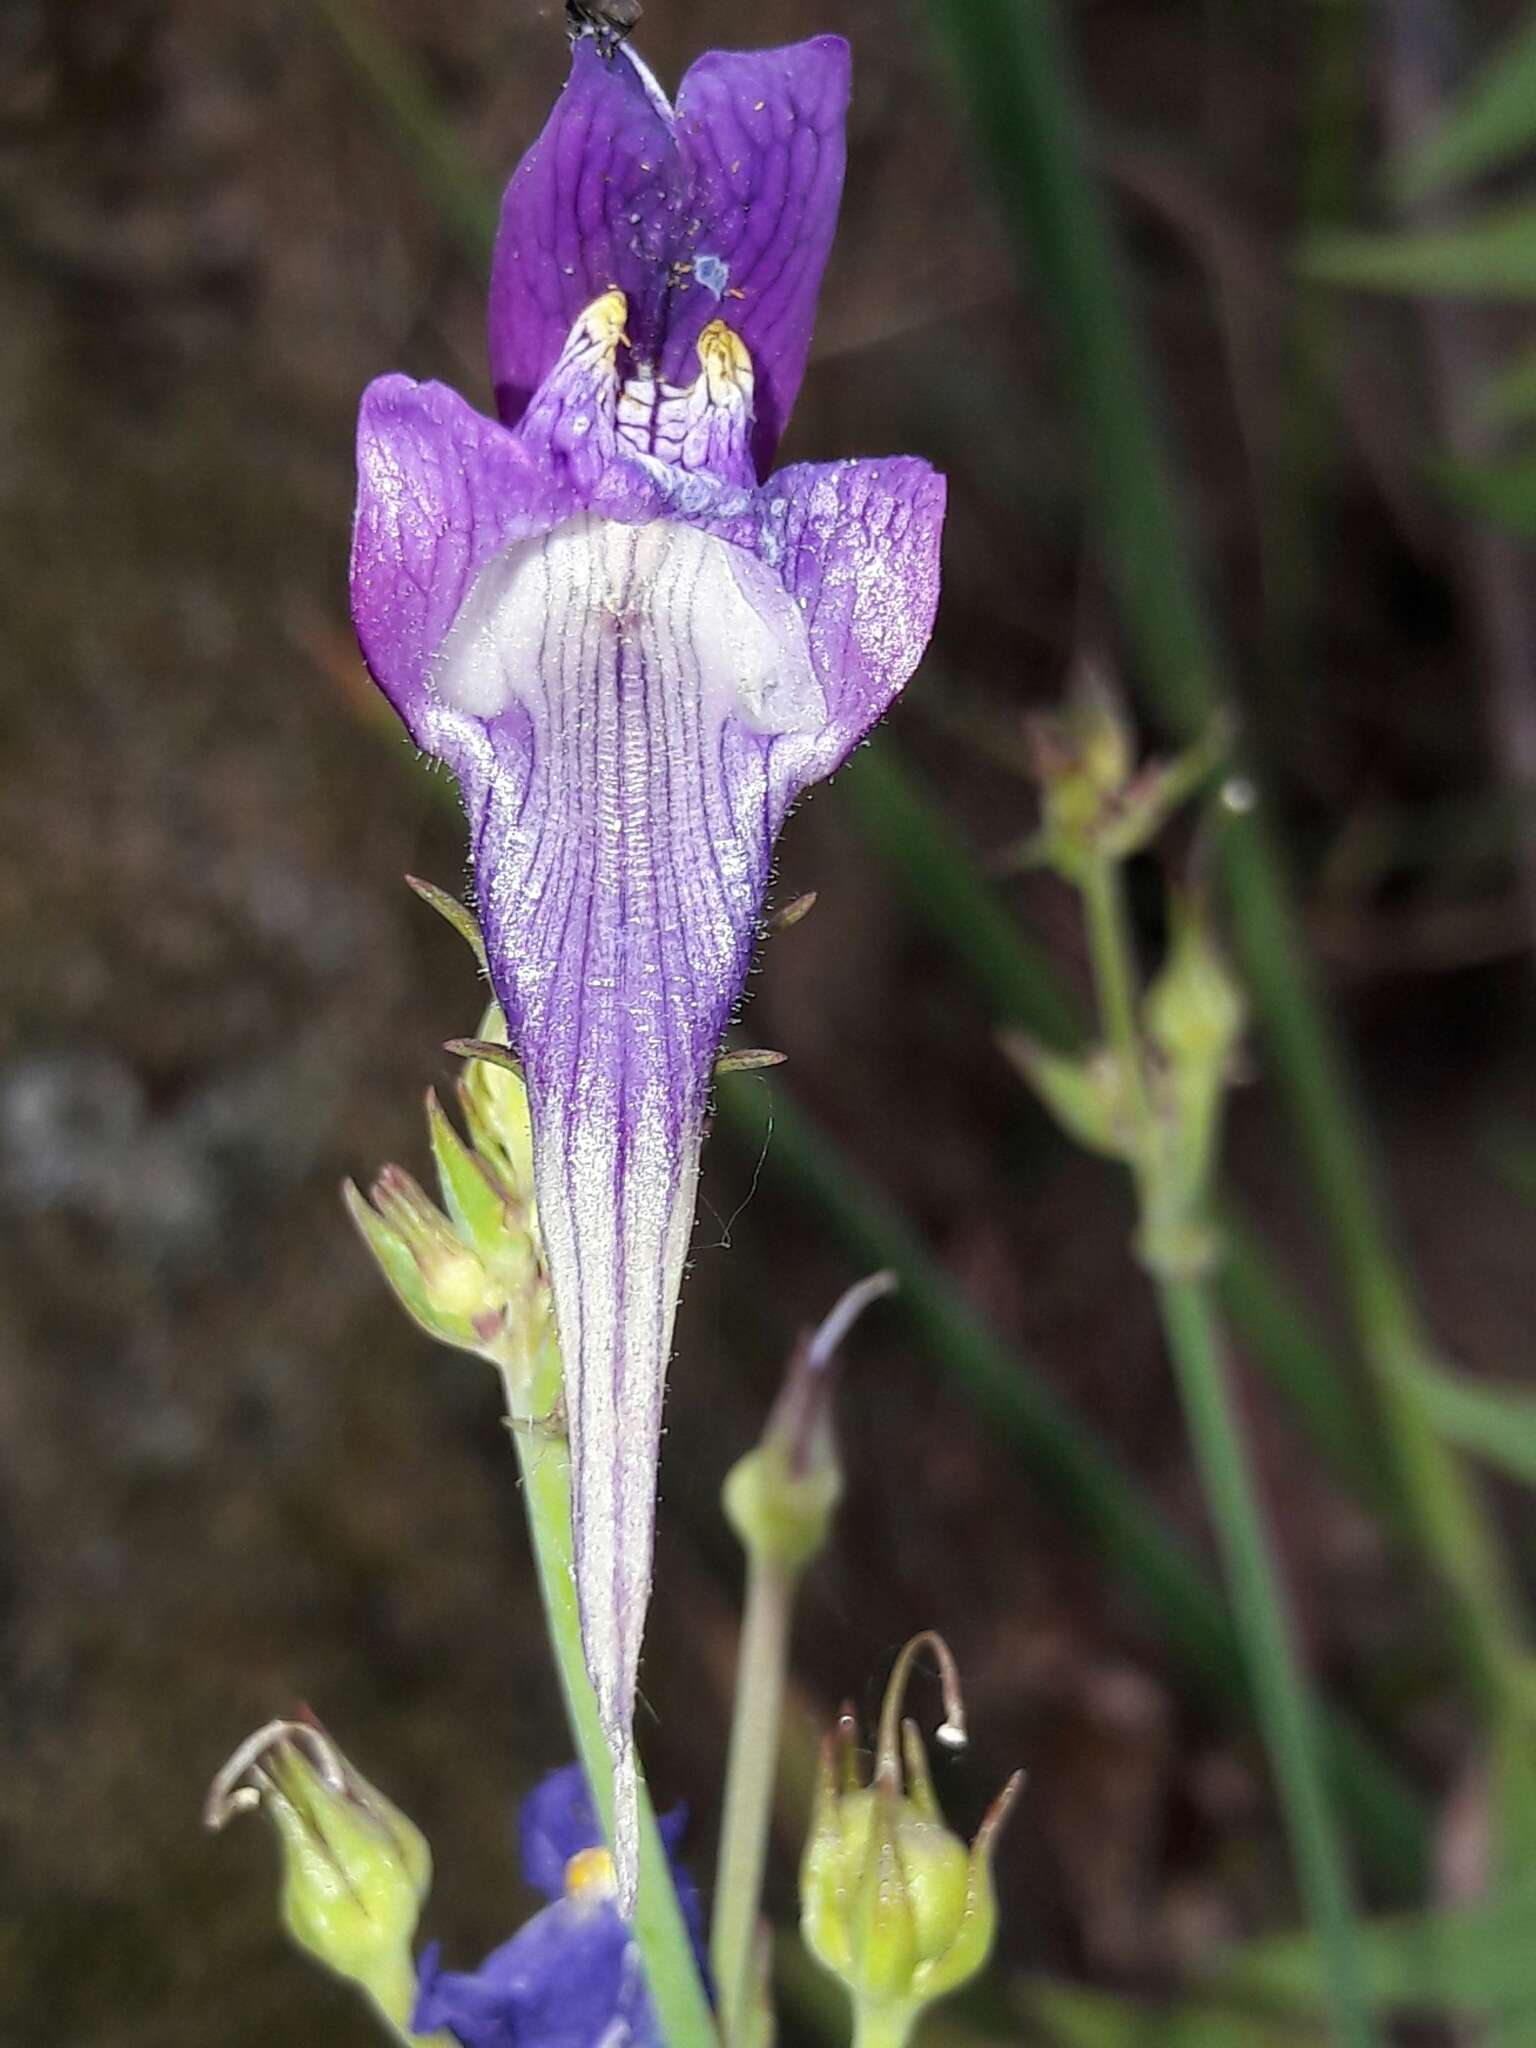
[350, 28, 946, 1903]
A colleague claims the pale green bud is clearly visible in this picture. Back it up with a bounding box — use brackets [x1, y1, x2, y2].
[205, 1718, 431, 2029]
[345, 1166, 506, 1346]
[800, 1634, 1021, 2036]
[724, 1272, 895, 1576]
[1145, 896, 1246, 1073]
[345, 1133, 559, 1418]
[458, 1002, 536, 1206]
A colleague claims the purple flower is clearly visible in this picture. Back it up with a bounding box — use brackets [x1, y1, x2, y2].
[350, 29, 945, 1898]
[412, 1765, 699, 2048]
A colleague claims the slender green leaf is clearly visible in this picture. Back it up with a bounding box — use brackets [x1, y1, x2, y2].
[313, 0, 497, 262]
[1437, 453, 1536, 536]
[1394, 9, 1536, 201]
[1218, 1879, 1536, 2019]
[1476, 346, 1536, 425]
[839, 744, 1079, 1049]
[1024, 1982, 1317, 2047]
[1305, 205, 1536, 297]
[1414, 1368, 1536, 1485]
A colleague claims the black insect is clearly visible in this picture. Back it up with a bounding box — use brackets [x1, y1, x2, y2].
[565, 0, 642, 54]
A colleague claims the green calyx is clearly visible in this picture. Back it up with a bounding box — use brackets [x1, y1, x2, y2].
[722, 1436, 841, 1577]
[800, 1633, 1021, 2033]
[204, 1718, 431, 2026]
[345, 1003, 560, 1419]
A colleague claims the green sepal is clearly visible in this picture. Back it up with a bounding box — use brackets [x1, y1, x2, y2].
[999, 1031, 1135, 1160]
[406, 874, 487, 970]
[343, 1175, 485, 1351]
[427, 1087, 513, 1265]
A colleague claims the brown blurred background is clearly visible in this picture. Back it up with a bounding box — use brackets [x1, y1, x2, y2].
[3, 1, 1536, 2042]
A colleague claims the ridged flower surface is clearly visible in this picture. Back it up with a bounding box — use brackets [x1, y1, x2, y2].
[351, 28, 945, 1897]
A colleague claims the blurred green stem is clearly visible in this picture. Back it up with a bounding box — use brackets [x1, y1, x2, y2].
[925, 0, 1529, 1757]
[507, 1400, 718, 2048]
[1157, 1279, 1376, 2046]
[712, 1555, 797, 2045]
[852, 2010, 915, 2048]
[370, 1956, 447, 2047]
[1079, 857, 1376, 2047]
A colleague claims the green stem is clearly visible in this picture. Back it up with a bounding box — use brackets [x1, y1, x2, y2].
[852, 2007, 918, 2048]
[368, 1955, 452, 2047]
[1078, 864, 1376, 2047]
[1159, 1278, 1377, 2047]
[1078, 860, 1154, 1130]
[711, 1554, 798, 2045]
[508, 1411, 718, 2048]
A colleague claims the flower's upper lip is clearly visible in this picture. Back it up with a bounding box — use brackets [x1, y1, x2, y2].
[488, 33, 851, 477]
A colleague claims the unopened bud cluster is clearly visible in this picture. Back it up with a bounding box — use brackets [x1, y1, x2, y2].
[801, 1634, 1020, 2044]
[345, 999, 560, 1419]
[1011, 674, 1246, 1277]
[205, 1718, 435, 2036]
[1023, 671, 1226, 882]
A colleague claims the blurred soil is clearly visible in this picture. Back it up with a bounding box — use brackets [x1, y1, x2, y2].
[2, 2, 1535, 2044]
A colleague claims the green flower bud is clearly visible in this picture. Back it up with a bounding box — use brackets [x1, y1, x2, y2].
[800, 1634, 1021, 2041]
[204, 1718, 433, 2034]
[458, 1002, 536, 1207]
[1025, 670, 1229, 879]
[1145, 894, 1246, 1074]
[723, 1271, 895, 1576]
[345, 1054, 560, 1418]
[1136, 888, 1247, 1279]
[345, 1165, 503, 1340]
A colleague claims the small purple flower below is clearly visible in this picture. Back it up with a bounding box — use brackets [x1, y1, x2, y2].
[351, 27, 945, 1901]
[413, 1765, 703, 2048]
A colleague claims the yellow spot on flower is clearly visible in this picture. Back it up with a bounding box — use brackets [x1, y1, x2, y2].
[575, 289, 630, 357]
[697, 320, 753, 406]
[565, 1846, 619, 1901]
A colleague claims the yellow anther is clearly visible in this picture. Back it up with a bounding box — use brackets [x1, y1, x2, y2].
[697, 320, 753, 405]
[564, 1846, 618, 1901]
[575, 289, 630, 359]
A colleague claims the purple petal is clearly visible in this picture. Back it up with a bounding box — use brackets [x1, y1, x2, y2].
[489, 40, 681, 429]
[684, 457, 946, 790]
[517, 1764, 709, 1988]
[520, 1763, 602, 1901]
[413, 1903, 655, 2048]
[752, 456, 947, 785]
[434, 511, 829, 1900]
[351, 375, 567, 777]
[667, 38, 850, 474]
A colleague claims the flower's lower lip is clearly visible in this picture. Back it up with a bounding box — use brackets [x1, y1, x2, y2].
[441, 506, 826, 1903]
